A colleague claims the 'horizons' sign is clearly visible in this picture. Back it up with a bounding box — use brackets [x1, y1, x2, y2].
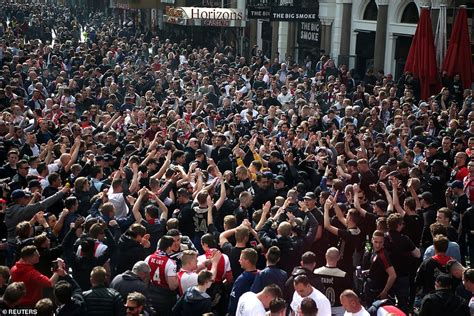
[190, 8, 244, 20]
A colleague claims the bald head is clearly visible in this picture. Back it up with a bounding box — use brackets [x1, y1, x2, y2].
[326, 247, 340, 266]
[277, 221, 292, 237]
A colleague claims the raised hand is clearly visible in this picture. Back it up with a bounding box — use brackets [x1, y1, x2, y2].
[262, 201, 271, 217]
[207, 195, 213, 208]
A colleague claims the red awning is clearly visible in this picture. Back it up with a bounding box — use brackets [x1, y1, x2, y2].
[404, 8, 440, 100]
[442, 6, 473, 90]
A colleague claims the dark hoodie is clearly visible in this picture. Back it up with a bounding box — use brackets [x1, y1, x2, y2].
[116, 233, 148, 274]
[284, 266, 324, 302]
[62, 227, 116, 291]
[415, 254, 453, 296]
[216, 146, 233, 172]
[172, 286, 212, 316]
[419, 289, 469, 316]
[110, 270, 149, 302]
[259, 211, 318, 275]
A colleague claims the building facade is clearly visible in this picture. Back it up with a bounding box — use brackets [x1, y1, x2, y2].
[105, 0, 472, 79]
[312, 0, 474, 79]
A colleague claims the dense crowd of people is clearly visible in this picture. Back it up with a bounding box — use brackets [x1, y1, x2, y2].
[0, 1, 474, 316]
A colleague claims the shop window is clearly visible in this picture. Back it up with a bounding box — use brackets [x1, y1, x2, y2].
[401, 2, 419, 24]
[363, 0, 378, 21]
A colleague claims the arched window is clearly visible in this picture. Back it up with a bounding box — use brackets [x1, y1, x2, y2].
[363, 0, 378, 21]
[401, 2, 419, 24]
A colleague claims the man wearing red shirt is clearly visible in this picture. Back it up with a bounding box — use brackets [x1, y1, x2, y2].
[10, 245, 66, 307]
[464, 160, 474, 204]
[145, 235, 179, 316]
[452, 152, 469, 181]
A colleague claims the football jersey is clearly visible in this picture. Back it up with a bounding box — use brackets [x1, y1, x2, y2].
[197, 249, 231, 283]
[145, 251, 177, 289]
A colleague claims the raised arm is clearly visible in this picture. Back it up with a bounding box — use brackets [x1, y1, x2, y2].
[353, 184, 368, 218]
[408, 181, 422, 211]
[214, 176, 226, 211]
[206, 194, 214, 227]
[192, 169, 204, 199]
[132, 188, 147, 223]
[209, 250, 223, 281]
[344, 138, 357, 160]
[64, 137, 81, 172]
[333, 192, 347, 227]
[219, 227, 237, 247]
[379, 182, 394, 213]
[44, 140, 54, 165]
[445, 187, 454, 210]
[52, 208, 69, 236]
[255, 201, 271, 232]
[128, 163, 140, 194]
[140, 149, 157, 167]
[336, 157, 352, 180]
[21, 188, 68, 222]
[323, 197, 339, 236]
[149, 191, 169, 221]
[151, 150, 172, 180]
[390, 177, 405, 216]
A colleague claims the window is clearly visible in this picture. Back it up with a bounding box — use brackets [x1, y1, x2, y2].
[363, 0, 378, 21]
[401, 2, 419, 24]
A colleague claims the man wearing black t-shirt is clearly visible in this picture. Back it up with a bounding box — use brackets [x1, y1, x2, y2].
[420, 192, 438, 253]
[175, 188, 194, 240]
[353, 184, 382, 249]
[301, 192, 327, 268]
[390, 178, 424, 248]
[219, 224, 251, 280]
[323, 197, 362, 278]
[446, 180, 469, 261]
[384, 213, 421, 313]
[363, 230, 396, 306]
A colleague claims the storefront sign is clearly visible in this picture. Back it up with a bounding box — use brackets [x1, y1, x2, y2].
[164, 6, 187, 25]
[269, 0, 318, 22]
[247, 0, 270, 19]
[163, 16, 187, 25]
[202, 19, 230, 26]
[248, 7, 270, 19]
[297, 21, 321, 45]
[189, 7, 244, 20]
[164, 7, 246, 27]
[270, 6, 318, 21]
[165, 6, 186, 18]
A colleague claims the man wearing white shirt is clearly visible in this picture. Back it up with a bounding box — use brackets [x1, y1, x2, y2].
[240, 100, 258, 123]
[340, 290, 370, 316]
[277, 86, 293, 105]
[107, 178, 129, 219]
[236, 284, 282, 316]
[290, 275, 331, 316]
